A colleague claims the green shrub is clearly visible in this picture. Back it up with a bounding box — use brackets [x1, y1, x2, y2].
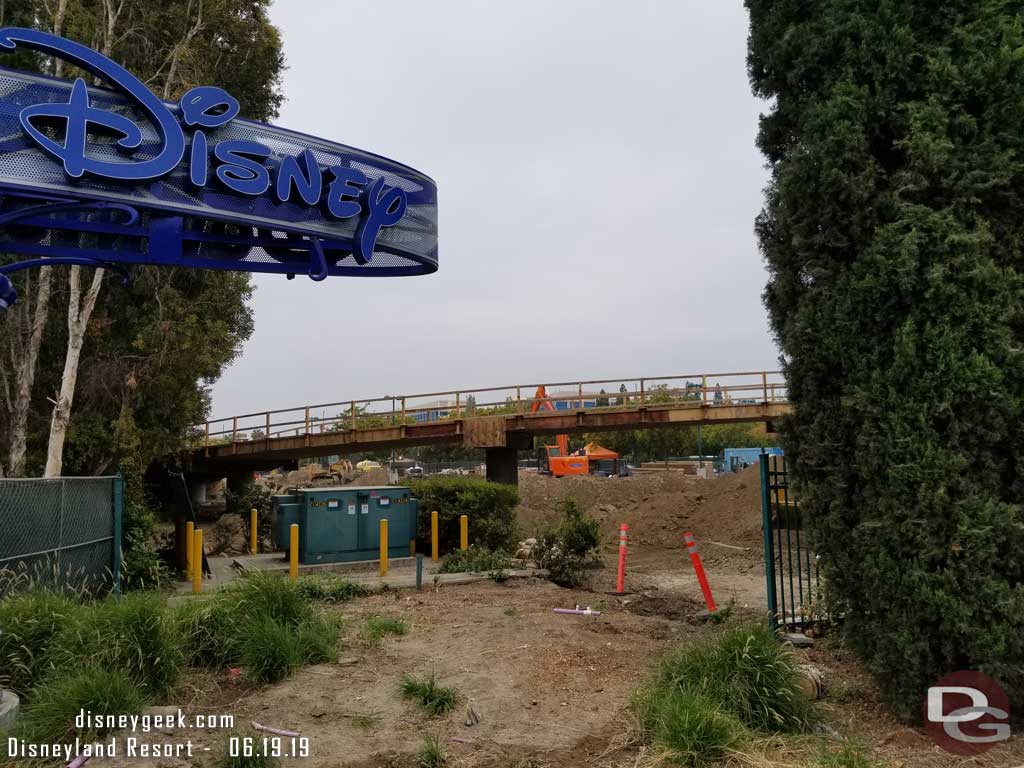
[416, 733, 448, 768]
[240, 617, 302, 684]
[120, 458, 171, 591]
[350, 711, 382, 730]
[175, 596, 246, 668]
[0, 590, 78, 697]
[229, 572, 313, 627]
[49, 592, 182, 699]
[531, 496, 601, 588]
[361, 615, 408, 645]
[410, 476, 519, 553]
[295, 576, 369, 603]
[294, 615, 341, 664]
[632, 687, 741, 767]
[17, 666, 145, 744]
[437, 546, 512, 574]
[654, 624, 815, 733]
[399, 672, 459, 716]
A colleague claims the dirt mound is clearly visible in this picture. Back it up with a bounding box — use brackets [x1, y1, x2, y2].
[517, 464, 764, 562]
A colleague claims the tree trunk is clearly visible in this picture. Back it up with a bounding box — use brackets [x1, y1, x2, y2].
[7, 267, 52, 475]
[5, 1, 68, 476]
[44, 266, 103, 477]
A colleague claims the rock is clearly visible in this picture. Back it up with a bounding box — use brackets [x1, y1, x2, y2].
[337, 657, 360, 666]
[524, 538, 537, 546]
[782, 632, 814, 648]
[796, 664, 823, 699]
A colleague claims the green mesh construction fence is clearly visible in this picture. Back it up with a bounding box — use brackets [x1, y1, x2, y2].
[0, 476, 122, 596]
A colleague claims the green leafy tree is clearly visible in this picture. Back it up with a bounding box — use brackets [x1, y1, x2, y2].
[746, 1, 1024, 718]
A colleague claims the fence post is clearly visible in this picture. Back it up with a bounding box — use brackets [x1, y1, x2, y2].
[185, 521, 194, 574]
[351, 401, 357, 430]
[759, 454, 778, 630]
[112, 474, 123, 598]
[192, 529, 203, 594]
[250, 508, 258, 554]
[289, 524, 299, 581]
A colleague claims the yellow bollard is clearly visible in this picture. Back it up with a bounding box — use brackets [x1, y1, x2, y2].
[289, 523, 298, 582]
[460, 515, 468, 551]
[192, 529, 203, 594]
[185, 521, 194, 574]
[431, 510, 439, 562]
[380, 519, 389, 577]
[410, 539, 416, 556]
[250, 508, 258, 554]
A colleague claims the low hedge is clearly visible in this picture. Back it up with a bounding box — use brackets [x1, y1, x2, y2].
[410, 476, 519, 553]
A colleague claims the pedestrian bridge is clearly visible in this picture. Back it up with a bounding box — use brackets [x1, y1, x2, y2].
[186, 370, 790, 484]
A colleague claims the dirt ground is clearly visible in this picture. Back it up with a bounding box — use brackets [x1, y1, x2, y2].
[113, 469, 1023, 767]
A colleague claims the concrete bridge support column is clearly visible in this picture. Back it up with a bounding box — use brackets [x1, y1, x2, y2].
[485, 433, 531, 486]
[485, 447, 518, 485]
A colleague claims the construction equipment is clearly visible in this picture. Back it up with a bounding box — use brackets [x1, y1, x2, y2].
[539, 435, 625, 478]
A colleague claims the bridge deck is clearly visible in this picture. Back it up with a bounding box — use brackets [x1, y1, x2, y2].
[187, 371, 789, 475]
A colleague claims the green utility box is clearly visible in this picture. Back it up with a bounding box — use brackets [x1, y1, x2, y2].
[272, 486, 417, 564]
[271, 494, 301, 556]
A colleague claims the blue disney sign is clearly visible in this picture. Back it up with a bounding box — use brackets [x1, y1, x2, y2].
[0, 28, 438, 310]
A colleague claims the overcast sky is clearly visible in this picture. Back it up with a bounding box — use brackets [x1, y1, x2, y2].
[209, 1, 777, 418]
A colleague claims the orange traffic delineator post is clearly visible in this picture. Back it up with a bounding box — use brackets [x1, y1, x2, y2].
[684, 531, 717, 613]
[613, 523, 628, 595]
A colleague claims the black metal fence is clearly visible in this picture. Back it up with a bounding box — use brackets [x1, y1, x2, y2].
[759, 453, 822, 630]
[0, 476, 123, 596]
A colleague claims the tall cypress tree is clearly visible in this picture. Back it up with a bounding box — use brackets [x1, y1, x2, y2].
[746, 1, 1024, 718]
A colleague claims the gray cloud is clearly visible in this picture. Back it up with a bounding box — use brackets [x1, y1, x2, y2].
[210, 0, 777, 416]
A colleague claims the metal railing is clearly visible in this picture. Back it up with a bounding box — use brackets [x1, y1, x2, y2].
[193, 370, 787, 447]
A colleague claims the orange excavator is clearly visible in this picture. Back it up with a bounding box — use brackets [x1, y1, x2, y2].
[531, 386, 624, 477]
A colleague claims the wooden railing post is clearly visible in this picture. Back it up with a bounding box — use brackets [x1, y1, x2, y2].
[304, 406, 310, 435]
[577, 382, 583, 410]
[639, 379, 645, 406]
[516, 386, 523, 414]
[350, 401, 356, 431]
[401, 397, 406, 423]
[701, 375, 707, 405]
[762, 371, 768, 403]
[265, 412, 270, 438]
[455, 392, 461, 419]
[231, 416, 238, 442]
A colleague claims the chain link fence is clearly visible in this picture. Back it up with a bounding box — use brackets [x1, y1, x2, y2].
[0, 476, 122, 596]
